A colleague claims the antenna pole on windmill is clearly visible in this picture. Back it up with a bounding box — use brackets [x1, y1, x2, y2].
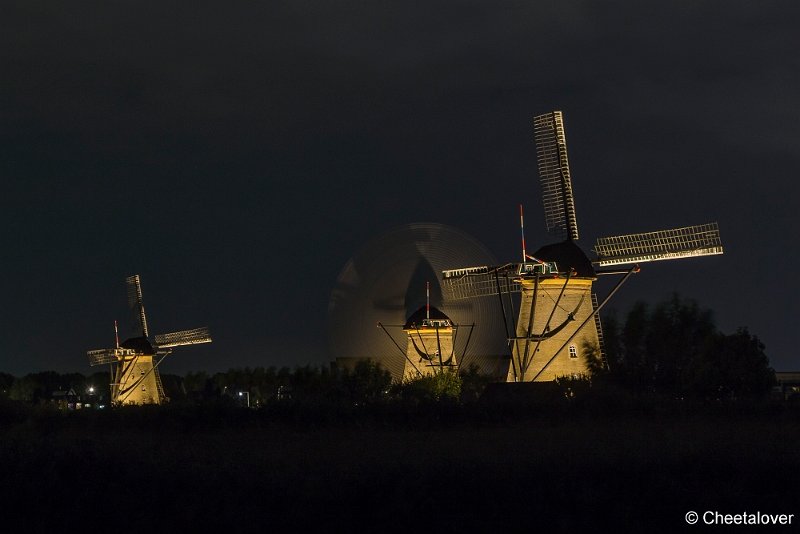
[114, 320, 119, 349]
[426, 281, 430, 320]
[520, 204, 527, 263]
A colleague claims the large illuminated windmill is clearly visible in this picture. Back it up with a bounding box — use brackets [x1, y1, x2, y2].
[442, 111, 723, 382]
[87, 275, 212, 405]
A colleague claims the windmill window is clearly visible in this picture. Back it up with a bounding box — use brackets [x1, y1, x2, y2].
[569, 345, 578, 359]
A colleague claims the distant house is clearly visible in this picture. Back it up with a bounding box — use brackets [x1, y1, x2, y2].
[51, 387, 104, 409]
[51, 388, 81, 409]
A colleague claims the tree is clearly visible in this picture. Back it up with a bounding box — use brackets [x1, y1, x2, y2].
[645, 294, 716, 391]
[160, 374, 185, 401]
[342, 360, 392, 404]
[621, 300, 652, 388]
[683, 328, 775, 399]
[396, 370, 462, 403]
[0, 372, 14, 397]
[183, 371, 209, 394]
[8, 376, 35, 403]
[9, 371, 76, 403]
[582, 340, 605, 377]
[600, 294, 774, 398]
[459, 364, 492, 402]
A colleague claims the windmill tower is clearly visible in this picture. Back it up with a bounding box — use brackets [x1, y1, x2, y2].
[400, 282, 458, 380]
[329, 223, 502, 380]
[86, 275, 212, 405]
[442, 111, 723, 382]
[374, 281, 476, 381]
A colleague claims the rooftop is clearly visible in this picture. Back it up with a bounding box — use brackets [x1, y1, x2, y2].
[403, 305, 451, 330]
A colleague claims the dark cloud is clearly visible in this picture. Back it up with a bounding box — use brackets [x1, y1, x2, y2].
[1, 1, 798, 374]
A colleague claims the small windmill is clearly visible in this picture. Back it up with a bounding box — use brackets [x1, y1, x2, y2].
[328, 223, 505, 380]
[442, 111, 723, 382]
[87, 275, 212, 405]
[377, 282, 476, 380]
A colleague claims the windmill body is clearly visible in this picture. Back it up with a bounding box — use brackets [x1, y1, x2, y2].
[511, 277, 598, 381]
[402, 305, 457, 380]
[87, 275, 212, 405]
[112, 349, 162, 405]
[442, 111, 723, 382]
[508, 246, 600, 382]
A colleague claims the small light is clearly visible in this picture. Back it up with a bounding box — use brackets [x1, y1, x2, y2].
[238, 392, 243, 396]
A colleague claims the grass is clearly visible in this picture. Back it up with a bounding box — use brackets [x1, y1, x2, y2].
[1, 398, 798, 532]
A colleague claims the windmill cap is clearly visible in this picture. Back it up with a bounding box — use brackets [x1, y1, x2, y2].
[120, 336, 154, 354]
[403, 306, 451, 330]
[532, 240, 595, 277]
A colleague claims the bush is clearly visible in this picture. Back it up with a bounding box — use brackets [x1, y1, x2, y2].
[395, 371, 462, 404]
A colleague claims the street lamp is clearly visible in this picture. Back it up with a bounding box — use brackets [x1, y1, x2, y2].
[238, 391, 250, 408]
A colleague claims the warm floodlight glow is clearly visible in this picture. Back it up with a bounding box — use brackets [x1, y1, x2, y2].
[594, 223, 723, 266]
[534, 111, 579, 241]
[126, 275, 149, 338]
[441, 264, 523, 300]
[154, 327, 212, 348]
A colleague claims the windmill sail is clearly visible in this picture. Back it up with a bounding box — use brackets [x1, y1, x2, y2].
[126, 275, 149, 338]
[87, 347, 141, 366]
[594, 222, 723, 266]
[155, 327, 212, 348]
[534, 111, 579, 241]
[87, 348, 121, 366]
[442, 265, 522, 300]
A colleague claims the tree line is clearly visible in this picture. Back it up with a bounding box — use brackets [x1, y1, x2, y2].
[592, 293, 775, 399]
[0, 294, 778, 407]
[0, 361, 490, 407]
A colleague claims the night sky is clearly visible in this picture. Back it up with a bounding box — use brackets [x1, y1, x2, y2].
[2, 1, 798, 376]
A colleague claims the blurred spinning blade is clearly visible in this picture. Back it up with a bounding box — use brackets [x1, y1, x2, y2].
[327, 223, 507, 379]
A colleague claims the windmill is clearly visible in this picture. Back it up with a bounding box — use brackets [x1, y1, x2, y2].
[328, 223, 507, 380]
[442, 111, 723, 382]
[376, 282, 476, 380]
[86, 275, 212, 405]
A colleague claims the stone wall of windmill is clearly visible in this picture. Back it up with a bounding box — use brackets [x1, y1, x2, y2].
[401, 305, 457, 380]
[113, 354, 163, 405]
[508, 278, 600, 382]
[403, 326, 456, 380]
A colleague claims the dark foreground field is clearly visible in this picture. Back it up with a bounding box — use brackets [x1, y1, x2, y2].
[1, 397, 798, 532]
